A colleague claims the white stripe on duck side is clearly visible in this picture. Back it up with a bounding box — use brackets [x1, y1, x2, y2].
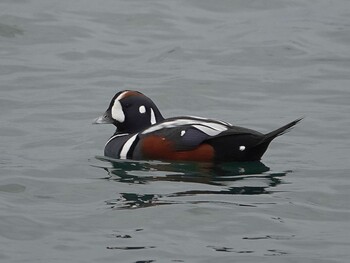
[142, 118, 228, 135]
[119, 134, 138, 159]
[188, 115, 232, 126]
[105, 133, 129, 147]
[192, 124, 222, 136]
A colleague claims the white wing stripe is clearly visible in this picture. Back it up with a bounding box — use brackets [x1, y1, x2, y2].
[142, 118, 228, 134]
[192, 125, 222, 136]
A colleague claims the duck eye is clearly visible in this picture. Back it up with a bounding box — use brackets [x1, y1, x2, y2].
[124, 103, 131, 108]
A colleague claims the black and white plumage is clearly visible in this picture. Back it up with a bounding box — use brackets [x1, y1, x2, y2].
[94, 90, 302, 162]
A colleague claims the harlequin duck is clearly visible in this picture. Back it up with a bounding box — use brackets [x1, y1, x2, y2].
[94, 90, 302, 162]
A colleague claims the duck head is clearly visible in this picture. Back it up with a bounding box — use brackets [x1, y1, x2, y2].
[94, 90, 164, 134]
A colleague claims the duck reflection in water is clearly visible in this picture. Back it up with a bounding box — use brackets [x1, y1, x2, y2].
[95, 157, 288, 209]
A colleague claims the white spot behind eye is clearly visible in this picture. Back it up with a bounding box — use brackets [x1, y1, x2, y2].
[139, 105, 146, 114]
[239, 146, 245, 151]
[111, 100, 125, 123]
[181, 130, 186, 136]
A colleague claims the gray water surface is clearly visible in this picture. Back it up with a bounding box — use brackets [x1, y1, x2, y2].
[1, 0, 350, 262]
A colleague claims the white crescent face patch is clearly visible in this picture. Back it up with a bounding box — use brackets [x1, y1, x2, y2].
[111, 99, 125, 123]
[110, 91, 131, 123]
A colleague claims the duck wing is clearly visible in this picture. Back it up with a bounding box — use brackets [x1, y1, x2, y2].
[139, 116, 260, 151]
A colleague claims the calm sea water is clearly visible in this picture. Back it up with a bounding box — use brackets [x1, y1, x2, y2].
[1, 0, 350, 262]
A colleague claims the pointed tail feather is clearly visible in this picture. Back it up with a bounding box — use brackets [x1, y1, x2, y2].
[245, 117, 303, 161]
[261, 117, 303, 144]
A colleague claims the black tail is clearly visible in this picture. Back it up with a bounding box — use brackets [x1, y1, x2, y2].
[261, 117, 303, 144]
[245, 117, 303, 161]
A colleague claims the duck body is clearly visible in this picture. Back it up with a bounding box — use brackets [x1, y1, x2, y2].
[94, 90, 301, 162]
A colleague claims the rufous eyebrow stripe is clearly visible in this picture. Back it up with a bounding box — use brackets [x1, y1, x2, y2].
[116, 90, 143, 101]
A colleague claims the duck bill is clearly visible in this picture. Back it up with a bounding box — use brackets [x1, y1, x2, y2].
[93, 112, 114, 124]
